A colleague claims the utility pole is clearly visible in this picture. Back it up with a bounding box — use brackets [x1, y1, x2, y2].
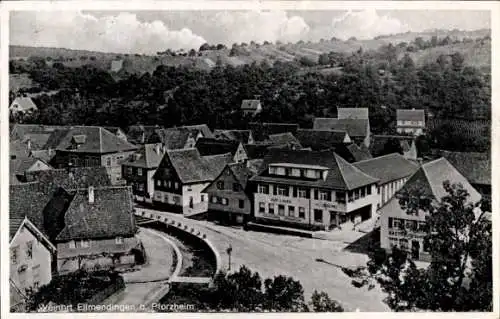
[226, 244, 233, 271]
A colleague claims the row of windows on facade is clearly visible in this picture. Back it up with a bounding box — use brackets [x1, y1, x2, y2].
[69, 154, 126, 167]
[11, 240, 34, 264]
[268, 166, 327, 179]
[258, 202, 325, 222]
[157, 193, 183, 205]
[397, 120, 424, 126]
[14, 264, 41, 290]
[257, 184, 372, 203]
[211, 196, 245, 208]
[156, 180, 180, 189]
[388, 237, 429, 252]
[388, 217, 428, 232]
[126, 166, 144, 176]
[65, 237, 124, 249]
[216, 181, 242, 192]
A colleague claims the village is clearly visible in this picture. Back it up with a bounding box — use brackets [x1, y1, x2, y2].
[9, 96, 491, 311]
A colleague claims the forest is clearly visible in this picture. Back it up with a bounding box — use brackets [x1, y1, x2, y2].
[9, 38, 491, 153]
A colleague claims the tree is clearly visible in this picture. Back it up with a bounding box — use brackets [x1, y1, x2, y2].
[263, 275, 306, 311]
[310, 290, 344, 312]
[199, 43, 211, 51]
[346, 181, 492, 311]
[188, 49, 197, 57]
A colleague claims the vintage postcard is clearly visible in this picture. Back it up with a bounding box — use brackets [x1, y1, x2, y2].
[1, 1, 498, 317]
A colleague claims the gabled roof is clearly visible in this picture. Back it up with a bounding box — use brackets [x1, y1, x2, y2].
[154, 148, 232, 184]
[214, 130, 252, 143]
[379, 157, 481, 216]
[268, 132, 302, 147]
[10, 124, 69, 140]
[122, 143, 165, 169]
[10, 139, 31, 159]
[10, 97, 37, 112]
[103, 126, 124, 135]
[56, 126, 138, 154]
[228, 162, 254, 190]
[337, 108, 369, 120]
[241, 99, 261, 110]
[10, 217, 57, 253]
[249, 122, 300, 141]
[24, 167, 112, 193]
[243, 143, 273, 160]
[396, 109, 425, 122]
[195, 138, 240, 157]
[125, 125, 162, 144]
[10, 157, 52, 178]
[21, 133, 52, 150]
[313, 118, 369, 138]
[370, 135, 416, 157]
[157, 127, 194, 150]
[346, 144, 373, 162]
[440, 151, 491, 186]
[31, 149, 57, 163]
[251, 149, 379, 191]
[295, 129, 349, 151]
[180, 124, 214, 138]
[353, 153, 419, 185]
[56, 186, 136, 241]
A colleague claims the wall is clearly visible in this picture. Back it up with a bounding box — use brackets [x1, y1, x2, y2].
[182, 182, 210, 215]
[101, 151, 136, 184]
[378, 178, 408, 209]
[10, 225, 52, 293]
[233, 143, 248, 163]
[205, 168, 251, 216]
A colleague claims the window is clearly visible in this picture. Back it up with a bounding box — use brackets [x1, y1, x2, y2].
[291, 168, 301, 177]
[277, 186, 289, 196]
[233, 183, 240, 192]
[258, 184, 269, 194]
[138, 184, 144, 192]
[269, 166, 277, 175]
[298, 188, 308, 198]
[156, 180, 160, 187]
[276, 167, 286, 175]
[106, 158, 111, 166]
[201, 195, 205, 202]
[222, 198, 229, 205]
[319, 191, 331, 201]
[314, 209, 323, 223]
[217, 181, 224, 190]
[354, 189, 360, 200]
[360, 187, 366, 197]
[389, 237, 399, 248]
[377, 187, 380, 194]
[348, 191, 354, 202]
[278, 205, 285, 216]
[299, 207, 305, 219]
[367, 186, 372, 195]
[80, 240, 90, 248]
[11, 246, 19, 264]
[26, 241, 33, 260]
[399, 239, 409, 250]
[174, 182, 179, 189]
[115, 237, 124, 244]
[239, 200, 245, 209]
[388, 217, 393, 228]
[259, 202, 265, 213]
[306, 169, 316, 178]
[268, 203, 275, 214]
[288, 206, 295, 217]
[336, 192, 346, 204]
[127, 167, 133, 175]
[138, 168, 143, 176]
[211, 196, 218, 204]
[69, 240, 76, 249]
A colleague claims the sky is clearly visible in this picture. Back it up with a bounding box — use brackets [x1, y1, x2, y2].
[10, 10, 491, 54]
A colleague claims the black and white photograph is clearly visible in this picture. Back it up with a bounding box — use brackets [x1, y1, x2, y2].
[3, 2, 497, 315]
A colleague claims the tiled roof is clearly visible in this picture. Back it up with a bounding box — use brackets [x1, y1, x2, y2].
[180, 124, 214, 138]
[22, 133, 52, 150]
[157, 128, 193, 150]
[10, 157, 52, 181]
[103, 126, 123, 135]
[353, 153, 418, 185]
[396, 109, 425, 122]
[125, 125, 162, 144]
[56, 126, 138, 154]
[9, 218, 24, 241]
[243, 143, 273, 160]
[295, 129, 349, 151]
[313, 118, 369, 138]
[251, 149, 379, 190]
[346, 144, 373, 162]
[249, 122, 299, 141]
[440, 151, 491, 186]
[195, 138, 240, 157]
[24, 167, 112, 193]
[241, 99, 261, 110]
[154, 148, 231, 184]
[10, 124, 69, 140]
[268, 132, 302, 147]
[337, 108, 369, 120]
[214, 130, 252, 143]
[56, 186, 136, 241]
[122, 143, 165, 168]
[31, 149, 57, 163]
[10, 139, 30, 159]
[10, 97, 37, 111]
[369, 135, 415, 157]
[228, 162, 254, 190]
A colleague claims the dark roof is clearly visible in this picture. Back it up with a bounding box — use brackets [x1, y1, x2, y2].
[56, 186, 136, 241]
[313, 118, 369, 138]
[180, 124, 214, 138]
[214, 130, 252, 143]
[251, 149, 379, 191]
[228, 162, 254, 190]
[24, 167, 112, 193]
[295, 129, 349, 151]
[10, 157, 52, 182]
[243, 143, 273, 160]
[154, 148, 232, 184]
[10, 218, 24, 240]
[337, 108, 369, 120]
[21, 133, 52, 150]
[56, 126, 138, 154]
[268, 132, 302, 147]
[248, 122, 299, 141]
[353, 153, 419, 185]
[195, 138, 240, 157]
[396, 109, 425, 122]
[440, 151, 491, 186]
[125, 125, 162, 144]
[157, 128, 193, 150]
[10, 124, 70, 140]
[346, 144, 373, 162]
[122, 143, 165, 168]
[31, 149, 57, 163]
[10, 139, 31, 159]
[369, 135, 415, 157]
[241, 99, 261, 110]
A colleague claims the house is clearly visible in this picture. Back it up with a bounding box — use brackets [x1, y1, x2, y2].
[241, 99, 263, 116]
[313, 118, 371, 148]
[370, 135, 418, 160]
[10, 157, 53, 184]
[213, 130, 254, 144]
[104, 126, 128, 141]
[10, 124, 69, 141]
[10, 97, 38, 114]
[379, 158, 481, 261]
[337, 107, 369, 120]
[50, 126, 138, 184]
[295, 129, 351, 151]
[439, 151, 491, 196]
[345, 144, 373, 162]
[248, 122, 299, 142]
[267, 132, 302, 149]
[353, 153, 419, 209]
[125, 125, 162, 145]
[122, 143, 166, 202]
[156, 125, 213, 150]
[110, 59, 124, 73]
[153, 148, 232, 215]
[203, 162, 254, 224]
[249, 149, 379, 231]
[56, 186, 140, 273]
[180, 124, 214, 139]
[11, 280, 27, 312]
[396, 109, 425, 136]
[195, 138, 248, 163]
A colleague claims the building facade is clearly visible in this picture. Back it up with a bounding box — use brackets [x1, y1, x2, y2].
[396, 109, 425, 136]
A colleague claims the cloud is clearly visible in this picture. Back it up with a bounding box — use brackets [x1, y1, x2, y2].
[10, 11, 207, 54]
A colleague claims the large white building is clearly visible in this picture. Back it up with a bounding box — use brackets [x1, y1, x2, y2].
[396, 109, 425, 136]
[379, 158, 481, 261]
[250, 149, 380, 231]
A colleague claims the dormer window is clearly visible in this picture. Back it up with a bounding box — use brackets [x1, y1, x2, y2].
[276, 167, 286, 176]
[291, 168, 301, 177]
[269, 166, 277, 175]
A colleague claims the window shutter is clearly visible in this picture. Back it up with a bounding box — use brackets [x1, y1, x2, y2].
[388, 217, 393, 228]
[314, 189, 319, 200]
[273, 185, 277, 195]
[306, 189, 310, 199]
[293, 186, 297, 197]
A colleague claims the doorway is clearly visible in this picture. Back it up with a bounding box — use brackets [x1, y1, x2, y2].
[411, 240, 420, 260]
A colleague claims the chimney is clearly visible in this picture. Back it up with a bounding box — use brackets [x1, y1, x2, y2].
[155, 143, 161, 155]
[141, 132, 145, 144]
[88, 186, 94, 204]
[27, 139, 31, 151]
